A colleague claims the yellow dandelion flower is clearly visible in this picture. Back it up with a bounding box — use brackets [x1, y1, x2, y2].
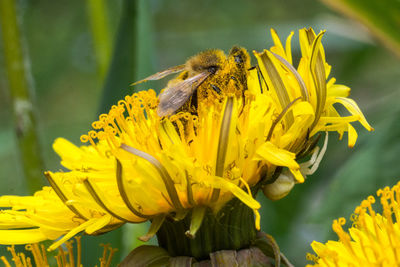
[307, 181, 400, 267]
[0, 28, 372, 253]
[0, 237, 116, 267]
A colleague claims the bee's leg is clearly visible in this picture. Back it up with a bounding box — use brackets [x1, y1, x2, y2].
[189, 88, 198, 114]
[211, 84, 221, 94]
[256, 65, 269, 93]
[230, 75, 247, 117]
[248, 65, 264, 93]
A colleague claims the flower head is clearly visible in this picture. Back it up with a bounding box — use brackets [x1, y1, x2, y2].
[307, 181, 400, 266]
[0, 28, 372, 250]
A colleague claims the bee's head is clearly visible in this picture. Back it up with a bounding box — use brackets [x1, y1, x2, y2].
[188, 49, 227, 74]
[228, 46, 250, 69]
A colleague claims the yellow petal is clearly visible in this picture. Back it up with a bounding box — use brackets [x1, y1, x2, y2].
[255, 142, 299, 170]
[347, 124, 357, 148]
[285, 31, 294, 65]
[53, 138, 82, 161]
[48, 217, 108, 251]
[270, 28, 286, 58]
[207, 176, 260, 210]
[327, 81, 350, 97]
[333, 97, 374, 131]
[290, 168, 305, 183]
[0, 229, 47, 244]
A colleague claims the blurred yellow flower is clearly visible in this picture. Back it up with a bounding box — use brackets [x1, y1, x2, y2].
[0, 237, 116, 267]
[0, 28, 372, 251]
[307, 182, 400, 267]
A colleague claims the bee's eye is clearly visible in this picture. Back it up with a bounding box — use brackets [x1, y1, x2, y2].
[234, 55, 243, 64]
[207, 66, 218, 74]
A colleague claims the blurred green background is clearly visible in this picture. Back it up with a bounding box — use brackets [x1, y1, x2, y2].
[0, 0, 399, 266]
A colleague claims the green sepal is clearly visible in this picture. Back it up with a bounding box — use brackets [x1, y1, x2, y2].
[120, 245, 170, 267]
[139, 215, 166, 242]
[167, 247, 272, 266]
[172, 210, 189, 221]
[169, 256, 194, 267]
[253, 232, 294, 267]
[185, 206, 206, 238]
[192, 260, 211, 267]
[210, 250, 238, 266]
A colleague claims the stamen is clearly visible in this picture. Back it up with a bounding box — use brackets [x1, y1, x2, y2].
[0, 256, 12, 267]
[100, 243, 109, 267]
[41, 244, 49, 266]
[19, 252, 27, 267]
[65, 241, 75, 267]
[58, 246, 67, 267]
[44, 172, 88, 221]
[7, 246, 22, 266]
[211, 97, 234, 202]
[115, 160, 152, 219]
[160, 120, 174, 144]
[169, 116, 186, 144]
[83, 178, 135, 223]
[80, 131, 102, 156]
[25, 244, 46, 267]
[106, 247, 118, 267]
[54, 253, 62, 267]
[121, 144, 184, 210]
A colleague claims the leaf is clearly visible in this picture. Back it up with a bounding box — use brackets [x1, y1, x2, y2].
[310, 106, 400, 235]
[98, 0, 154, 114]
[321, 0, 400, 57]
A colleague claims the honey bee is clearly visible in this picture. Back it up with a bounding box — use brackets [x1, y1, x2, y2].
[133, 46, 251, 116]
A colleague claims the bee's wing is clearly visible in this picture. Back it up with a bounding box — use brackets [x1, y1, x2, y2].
[131, 65, 186, 86]
[157, 72, 209, 116]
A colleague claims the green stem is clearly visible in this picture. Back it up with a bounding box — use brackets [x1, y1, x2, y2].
[98, 0, 154, 114]
[98, 0, 139, 114]
[0, 0, 45, 193]
[86, 0, 112, 79]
